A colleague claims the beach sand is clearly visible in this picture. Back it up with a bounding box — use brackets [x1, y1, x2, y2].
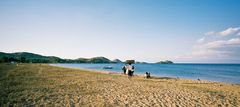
[0, 64, 239, 106]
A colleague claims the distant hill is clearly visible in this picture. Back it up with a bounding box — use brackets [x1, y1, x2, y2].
[88, 57, 111, 63]
[112, 59, 123, 63]
[0, 52, 114, 63]
[156, 60, 174, 64]
[0, 52, 62, 63]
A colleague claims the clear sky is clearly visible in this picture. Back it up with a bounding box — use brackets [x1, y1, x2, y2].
[0, 0, 240, 63]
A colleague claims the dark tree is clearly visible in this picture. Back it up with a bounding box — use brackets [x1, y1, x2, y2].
[20, 57, 26, 63]
[9, 57, 15, 62]
[3, 57, 9, 62]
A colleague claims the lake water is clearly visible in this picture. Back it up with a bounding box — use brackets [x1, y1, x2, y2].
[51, 63, 240, 84]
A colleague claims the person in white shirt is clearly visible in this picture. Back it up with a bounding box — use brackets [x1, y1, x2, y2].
[126, 63, 134, 76]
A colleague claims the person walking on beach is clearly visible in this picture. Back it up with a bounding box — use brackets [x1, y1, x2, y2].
[126, 63, 134, 76]
[123, 60, 135, 77]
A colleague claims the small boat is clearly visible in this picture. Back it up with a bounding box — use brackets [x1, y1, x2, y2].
[103, 66, 113, 69]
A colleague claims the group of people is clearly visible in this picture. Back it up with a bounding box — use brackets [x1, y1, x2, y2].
[122, 60, 151, 78]
[122, 61, 151, 78]
[122, 63, 134, 76]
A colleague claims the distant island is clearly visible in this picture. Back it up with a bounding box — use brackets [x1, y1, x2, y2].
[156, 60, 174, 64]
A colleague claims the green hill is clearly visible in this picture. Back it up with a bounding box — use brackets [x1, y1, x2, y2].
[0, 52, 62, 63]
[88, 57, 111, 63]
[0, 52, 113, 63]
[112, 59, 123, 63]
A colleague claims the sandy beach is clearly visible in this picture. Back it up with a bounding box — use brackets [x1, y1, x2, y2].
[0, 64, 240, 107]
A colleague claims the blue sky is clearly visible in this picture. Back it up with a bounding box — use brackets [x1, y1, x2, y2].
[0, 0, 240, 63]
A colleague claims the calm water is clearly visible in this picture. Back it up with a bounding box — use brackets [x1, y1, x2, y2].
[51, 63, 240, 84]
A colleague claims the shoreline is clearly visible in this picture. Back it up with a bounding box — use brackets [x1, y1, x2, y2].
[49, 64, 239, 85]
